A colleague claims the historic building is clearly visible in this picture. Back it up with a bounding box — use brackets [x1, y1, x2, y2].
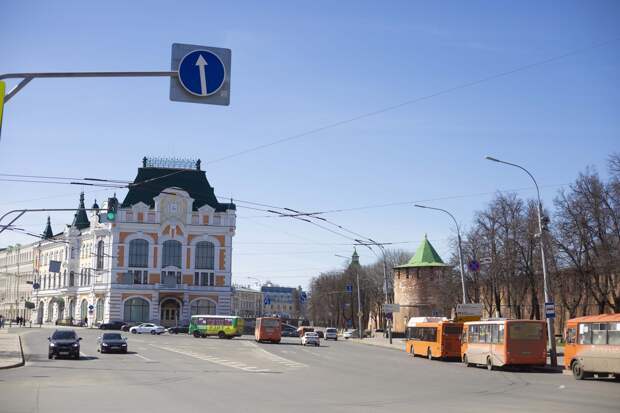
[0, 157, 236, 327]
[231, 286, 263, 318]
[261, 283, 306, 320]
[392, 235, 451, 333]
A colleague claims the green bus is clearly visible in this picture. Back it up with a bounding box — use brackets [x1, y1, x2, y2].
[189, 315, 245, 339]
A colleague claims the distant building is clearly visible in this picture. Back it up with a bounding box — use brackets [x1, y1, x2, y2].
[231, 286, 262, 317]
[260, 283, 306, 319]
[0, 157, 237, 327]
[392, 235, 451, 333]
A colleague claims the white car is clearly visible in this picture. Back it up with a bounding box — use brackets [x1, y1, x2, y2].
[325, 328, 338, 341]
[301, 332, 320, 346]
[129, 323, 166, 335]
[343, 329, 358, 339]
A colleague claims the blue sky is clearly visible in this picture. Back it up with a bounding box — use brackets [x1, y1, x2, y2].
[1, 1, 618, 289]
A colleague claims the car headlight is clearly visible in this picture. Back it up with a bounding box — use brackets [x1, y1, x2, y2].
[121, 343, 127, 346]
[102, 343, 109, 346]
[73, 343, 79, 347]
[49, 343, 56, 347]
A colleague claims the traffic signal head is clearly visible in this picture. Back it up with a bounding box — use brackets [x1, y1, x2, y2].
[107, 196, 118, 221]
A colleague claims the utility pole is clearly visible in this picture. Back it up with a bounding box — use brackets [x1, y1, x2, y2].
[355, 267, 363, 340]
[485, 156, 557, 367]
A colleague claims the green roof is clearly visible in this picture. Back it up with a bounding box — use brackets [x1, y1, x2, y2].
[71, 192, 90, 230]
[42, 216, 54, 239]
[394, 235, 448, 268]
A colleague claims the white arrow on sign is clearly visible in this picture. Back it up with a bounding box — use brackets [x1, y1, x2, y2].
[195, 54, 208, 96]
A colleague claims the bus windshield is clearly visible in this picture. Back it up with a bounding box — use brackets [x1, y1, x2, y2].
[509, 322, 543, 340]
[261, 318, 280, 327]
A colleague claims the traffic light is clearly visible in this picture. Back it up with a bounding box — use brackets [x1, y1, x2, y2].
[107, 196, 118, 221]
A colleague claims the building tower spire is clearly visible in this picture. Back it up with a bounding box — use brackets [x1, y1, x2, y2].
[71, 192, 90, 230]
[42, 216, 54, 239]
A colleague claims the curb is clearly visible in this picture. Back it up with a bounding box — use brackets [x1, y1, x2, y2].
[347, 338, 405, 352]
[0, 335, 25, 370]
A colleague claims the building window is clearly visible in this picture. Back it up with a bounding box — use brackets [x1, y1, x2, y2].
[96, 240, 105, 270]
[190, 299, 216, 315]
[123, 297, 150, 322]
[194, 272, 215, 286]
[129, 270, 148, 284]
[80, 299, 88, 322]
[162, 240, 182, 268]
[128, 239, 149, 268]
[162, 270, 181, 286]
[96, 299, 104, 322]
[69, 271, 75, 287]
[195, 241, 215, 269]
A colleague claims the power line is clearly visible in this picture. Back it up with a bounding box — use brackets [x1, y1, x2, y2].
[204, 37, 620, 165]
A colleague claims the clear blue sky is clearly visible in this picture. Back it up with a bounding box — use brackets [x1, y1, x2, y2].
[1, 1, 618, 289]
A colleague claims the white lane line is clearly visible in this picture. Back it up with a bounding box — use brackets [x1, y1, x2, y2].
[134, 353, 155, 362]
[150, 345, 272, 373]
[248, 342, 308, 368]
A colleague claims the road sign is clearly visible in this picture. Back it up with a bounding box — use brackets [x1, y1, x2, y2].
[545, 302, 555, 319]
[264, 296, 271, 306]
[88, 305, 94, 310]
[467, 260, 480, 272]
[32, 282, 40, 290]
[357, 311, 363, 318]
[385, 313, 393, 321]
[0, 81, 5, 136]
[300, 292, 307, 303]
[170, 43, 231, 106]
[456, 303, 483, 317]
[345, 285, 353, 293]
[383, 303, 400, 313]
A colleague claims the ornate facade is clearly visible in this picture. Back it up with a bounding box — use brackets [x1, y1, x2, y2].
[0, 158, 236, 327]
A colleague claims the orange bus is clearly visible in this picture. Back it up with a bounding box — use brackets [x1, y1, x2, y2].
[255, 317, 281, 343]
[564, 313, 620, 380]
[406, 317, 463, 360]
[461, 319, 547, 370]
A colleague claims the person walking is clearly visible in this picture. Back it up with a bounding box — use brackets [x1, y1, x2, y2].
[0, 315, 4, 329]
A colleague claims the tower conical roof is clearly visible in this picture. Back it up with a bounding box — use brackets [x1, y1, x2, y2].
[71, 192, 90, 230]
[394, 234, 448, 268]
[42, 216, 54, 239]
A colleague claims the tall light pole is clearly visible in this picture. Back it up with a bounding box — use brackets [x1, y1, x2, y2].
[485, 155, 557, 367]
[414, 204, 467, 304]
[335, 254, 363, 340]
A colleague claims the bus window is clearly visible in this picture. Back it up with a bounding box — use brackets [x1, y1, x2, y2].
[424, 328, 437, 342]
[578, 323, 592, 344]
[498, 324, 504, 344]
[509, 322, 543, 340]
[609, 323, 620, 345]
[491, 324, 499, 343]
[591, 323, 607, 345]
[566, 327, 576, 344]
[479, 324, 488, 343]
[469, 325, 479, 343]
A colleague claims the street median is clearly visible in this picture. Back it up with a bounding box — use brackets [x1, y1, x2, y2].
[0, 333, 25, 369]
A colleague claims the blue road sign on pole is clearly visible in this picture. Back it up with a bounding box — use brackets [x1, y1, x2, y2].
[345, 285, 353, 293]
[264, 296, 271, 306]
[545, 302, 555, 319]
[178, 50, 226, 97]
[467, 260, 480, 272]
[300, 292, 307, 303]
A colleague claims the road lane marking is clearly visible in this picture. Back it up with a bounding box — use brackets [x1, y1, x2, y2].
[134, 353, 155, 362]
[80, 351, 90, 358]
[150, 345, 272, 373]
[249, 343, 308, 368]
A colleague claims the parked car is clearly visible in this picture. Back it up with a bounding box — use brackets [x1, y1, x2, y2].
[301, 331, 320, 347]
[281, 324, 299, 337]
[343, 329, 357, 339]
[97, 333, 128, 353]
[325, 328, 338, 341]
[121, 322, 141, 332]
[48, 329, 81, 360]
[98, 321, 126, 330]
[166, 325, 189, 334]
[129, 323, 166, 335]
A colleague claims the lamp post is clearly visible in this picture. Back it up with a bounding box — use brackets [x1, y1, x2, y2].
[414, 204, 467, 304]
[335, 254, 363, 340]
[485, 155, 557, 367]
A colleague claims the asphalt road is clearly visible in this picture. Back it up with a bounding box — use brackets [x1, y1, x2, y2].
[0, 328, 618, 413]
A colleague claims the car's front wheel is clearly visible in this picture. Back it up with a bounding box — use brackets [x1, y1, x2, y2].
[150, 330, 156, 335]
[48, 353, 53, 360]
[131, 330, 137, 334]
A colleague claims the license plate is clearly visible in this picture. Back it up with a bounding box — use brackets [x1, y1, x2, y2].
[59, 351, 69, 355]
[266, 328, 273, 333]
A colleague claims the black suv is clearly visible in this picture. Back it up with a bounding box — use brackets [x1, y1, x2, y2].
[48, 329, 82, 359]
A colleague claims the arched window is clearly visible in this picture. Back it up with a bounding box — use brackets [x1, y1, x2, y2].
[80, 299, 88, 321]
[95, 299, 103, 322]
[96, 240, 105, 270]
[190, 299, 216, 315]
[123, 297, 150, 322]
[128, 239, 149, 268]
[69, 271, 75, 287]
[162, 240, 182, 268]
[47, 301, 53, 322]
[195, 241, 215, 269]
[68, 300, 75, 320]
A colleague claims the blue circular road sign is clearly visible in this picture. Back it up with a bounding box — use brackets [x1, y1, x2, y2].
[468, 260, 480, 272]
[178, 50, 226, 97]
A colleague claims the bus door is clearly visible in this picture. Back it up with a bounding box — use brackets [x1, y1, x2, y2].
[490, 323, 505, 365]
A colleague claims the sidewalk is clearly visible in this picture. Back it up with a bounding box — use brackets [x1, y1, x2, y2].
[0, 330, 25, 369]
[347, 336, 407, 352]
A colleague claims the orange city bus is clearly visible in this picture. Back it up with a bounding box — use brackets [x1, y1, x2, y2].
[564, 313, 620, 380]
[255, 317, 282, 343]
[406, 317, 463, 360]
[461, 319, 547, 370]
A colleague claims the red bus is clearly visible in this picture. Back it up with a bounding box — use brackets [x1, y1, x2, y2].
[255, 317, 281, 343]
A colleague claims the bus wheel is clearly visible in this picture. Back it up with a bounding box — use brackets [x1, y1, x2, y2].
[486, 357, 494, 371]
[463, 354, 472, 367]
[193, 331, 201, 338]
[572, 360, 590, 380]
[218, 331, 226, 339]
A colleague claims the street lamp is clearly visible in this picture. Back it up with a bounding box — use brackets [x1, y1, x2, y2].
[414, 204, 467, 304]
[485, 155, 557, 367]
[335, 254, 363, 340]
